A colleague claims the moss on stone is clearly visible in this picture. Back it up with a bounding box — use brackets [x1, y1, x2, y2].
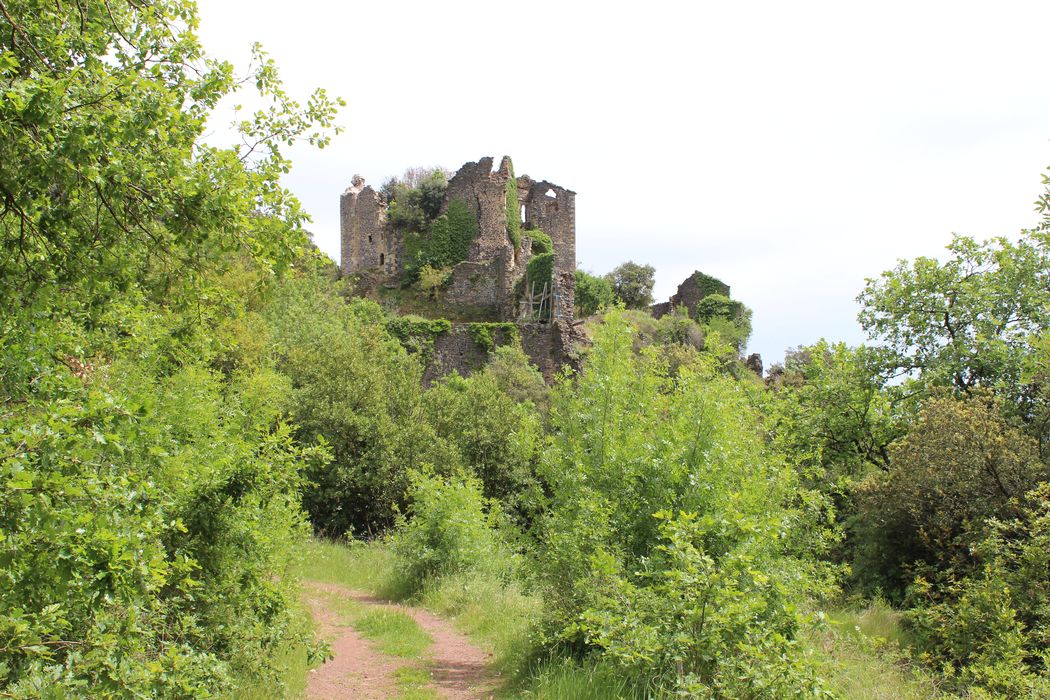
[467, 322, 520, 352]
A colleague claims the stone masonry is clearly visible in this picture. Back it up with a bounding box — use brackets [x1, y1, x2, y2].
[341, 156, 580, 381]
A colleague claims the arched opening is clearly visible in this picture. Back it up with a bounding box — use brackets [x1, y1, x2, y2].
[379, 253, 385, 266]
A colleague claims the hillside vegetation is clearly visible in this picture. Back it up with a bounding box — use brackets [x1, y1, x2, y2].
[2, 3, 1050, 698]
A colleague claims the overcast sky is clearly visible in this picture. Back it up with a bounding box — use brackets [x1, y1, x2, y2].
[196, 1, 1050, 365]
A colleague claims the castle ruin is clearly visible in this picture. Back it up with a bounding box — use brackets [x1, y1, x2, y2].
[340, 156, 580, 380]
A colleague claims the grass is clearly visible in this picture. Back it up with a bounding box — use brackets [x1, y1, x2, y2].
[298, 538, 948, 699]
[418, 570, 541, 678]
[394, 666, 441, 700]
[295, 537, 405, 597]
[803, 599, 944, 699]
[512, 656, 658, 700]
[356, 607, 433, 658]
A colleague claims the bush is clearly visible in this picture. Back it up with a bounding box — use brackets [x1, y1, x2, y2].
[0, 303, 326, 696]
[390, 471, 514, 593]
[534, 311, 836, 696]
[694, 293, 752, 353]
[529, 229, 554, 255]
[852, 393, 1048, 596]
[423, 370, 545, 521]
[574, 269, 615, 317]
[267, 278, 457, 536]
[906, 483, 1050, 697]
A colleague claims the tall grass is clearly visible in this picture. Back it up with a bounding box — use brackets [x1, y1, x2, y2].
[804, 599, 944, 699]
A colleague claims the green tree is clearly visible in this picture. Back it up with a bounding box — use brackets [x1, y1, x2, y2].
[0, 2, 341, 316]
[0, 3, 341, 693]
[574, 268, 615, 316]
[266, 279, 455, 536]
[853, 394, 1049, 596]
[857, 233, 1050, 402]
[604, 261, 656, 309]
[422, 368, 545, 521]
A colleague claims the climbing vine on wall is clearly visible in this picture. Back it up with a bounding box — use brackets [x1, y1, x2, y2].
[467, 322, 520, 352]
[403, 199, 478, 280]
[505, 160, 522, 249]
[529, 229, 553, 255]
[386, 315, 452, 359]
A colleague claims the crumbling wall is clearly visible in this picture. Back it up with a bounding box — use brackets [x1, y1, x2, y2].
[443, 156, 514, 264]
[520, 178, 576, 323]
[340, 177, 397, 277]
[445, 259, 501, 311]
[422, 326, 492, 385]
[652, 271, 731, 319]
[422, 322, 580, 385]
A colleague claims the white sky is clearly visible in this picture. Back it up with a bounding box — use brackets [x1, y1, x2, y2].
[196, 1, 1050, 365]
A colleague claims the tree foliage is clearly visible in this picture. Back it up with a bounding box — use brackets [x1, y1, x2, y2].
[0, 3, 342, 694]
[857, 233, 1050, 401]
[853, 394, 1049, 595]
[0, 1, 341, 315]
[574, 268, 615, 317]
[604, 261, 656, 309]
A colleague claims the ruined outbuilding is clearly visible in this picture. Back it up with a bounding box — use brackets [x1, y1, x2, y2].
[650, 271, 731, 320]
[340, 156, 580, 380]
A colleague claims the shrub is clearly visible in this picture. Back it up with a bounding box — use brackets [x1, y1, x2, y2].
[423, 370, 545, 521]
[0, 303, 326, 696]
[267, 279, 457, 536]
[534, 311, 836, 696]
[852, 393, 1048, 596]
[529, 229, 554, 255]
[390, 471, 514, 593]
[694, 293, 753, 353]
[574, 269, 615, 317]
[906, 483, 1050, 697]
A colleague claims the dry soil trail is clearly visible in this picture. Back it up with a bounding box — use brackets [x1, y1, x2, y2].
[304, 580, 498, 700]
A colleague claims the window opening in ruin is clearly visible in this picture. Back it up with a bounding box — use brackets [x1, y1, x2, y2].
[368, 234, 373, 243]
[379, 253, 385, 266]
[520, 203, 526, 222]
[545, 188, 557, 198]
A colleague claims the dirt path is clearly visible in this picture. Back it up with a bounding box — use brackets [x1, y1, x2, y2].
[304, 580, 499, 700]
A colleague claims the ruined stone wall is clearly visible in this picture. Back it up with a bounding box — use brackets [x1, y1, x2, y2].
[521, 178, 576, 323]
[444, 157, 514, 265]
[421, 322, 579, 385]
[445, 259, 501, 311]
[651, 271, 731, 319]
[340, 179, 397, 277]
[421, 326, 493, 385]
[341, 156, 577, 349]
